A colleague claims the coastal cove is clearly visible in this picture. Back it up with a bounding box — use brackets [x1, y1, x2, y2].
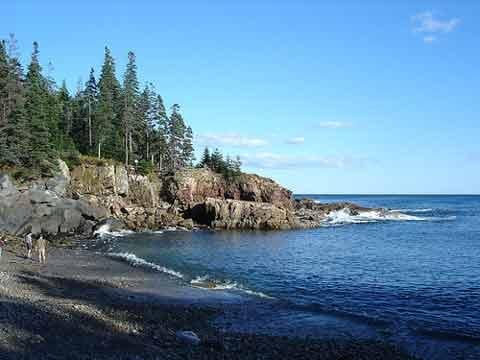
[1, 4, 479, 359]
[1, 160, 479, 359]
[88, 195, 480, 360]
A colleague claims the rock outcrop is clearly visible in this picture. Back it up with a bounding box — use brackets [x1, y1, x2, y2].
[1, 159, 382, 234]
[69, 163, 184, 231]
[162, 168, 294, 210]
[0, 166, 107, 236]
[191, 198, 296, 230]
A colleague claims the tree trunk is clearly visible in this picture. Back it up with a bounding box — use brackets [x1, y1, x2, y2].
[88, 99, 92, 150]
[125, 130, 129, 166]
[146, 131, 149, 161]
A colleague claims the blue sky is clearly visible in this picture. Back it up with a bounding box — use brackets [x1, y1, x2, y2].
[2, 1, 479, 194]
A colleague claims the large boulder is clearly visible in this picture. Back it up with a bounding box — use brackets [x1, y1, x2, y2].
[192, 198, 296, 230]
[0, 174, 108, 236]
[0, 174, 18, 196]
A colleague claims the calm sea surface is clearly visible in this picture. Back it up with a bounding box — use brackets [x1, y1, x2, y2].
[91, 195, 480, 359]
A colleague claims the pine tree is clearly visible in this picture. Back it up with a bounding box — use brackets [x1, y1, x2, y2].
[182, 125, 194, 166]
[210, 148, 223, 172]
[122, 51, 140, 165]
[167, 104, 186, 171]
[0, 40, 8, 127]
[24, 42, 57, 174]
[198, 147, 211, 168]
[96, 46, 121, 159]
[154, 94, 169, 170]
[138, 83, 161, 163]
[56, 80, 76, 153]
[84, 68, 98, 152]
[233, 155, 242, 175]
[1, 35, 29, 166]
[0, 37, 201, 174]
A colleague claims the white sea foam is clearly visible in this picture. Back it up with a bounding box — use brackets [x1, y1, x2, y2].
[322, 208, 455, 226]
[323, 208, 419, 225]
[93, 223, 134, 238]
[390, 208, 433, 213]
[108, 252, 184, 279]
[190, 275, 275, 299]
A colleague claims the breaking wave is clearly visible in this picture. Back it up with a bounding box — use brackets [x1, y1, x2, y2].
[93, 224, 134, 238]
[94, 224, 167, 238]
[322, 208, 455, 226]
[107, 252, 184, 279]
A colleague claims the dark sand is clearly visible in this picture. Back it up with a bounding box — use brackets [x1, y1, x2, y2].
[0, 237, 417, 359]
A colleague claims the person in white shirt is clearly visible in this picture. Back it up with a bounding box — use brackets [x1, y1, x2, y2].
[25, 233, 33, 259]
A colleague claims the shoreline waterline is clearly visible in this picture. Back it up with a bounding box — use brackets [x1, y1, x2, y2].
[0, 238, 416, 360]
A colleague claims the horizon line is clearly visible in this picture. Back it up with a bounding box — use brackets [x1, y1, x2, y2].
[294, 193, 480, 196]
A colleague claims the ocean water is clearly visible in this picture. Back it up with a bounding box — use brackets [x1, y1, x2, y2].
[91, 195, 480, 359]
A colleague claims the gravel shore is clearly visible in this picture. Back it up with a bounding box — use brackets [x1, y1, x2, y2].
[0, 237, 417, 360]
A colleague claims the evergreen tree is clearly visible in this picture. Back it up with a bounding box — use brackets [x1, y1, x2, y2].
[1, 36, 29, 166]
[56, 80, 76, 153]
[0, 37, 199, 175]
[24, 42, 57, 173]
[167, 104, 186, 171]
[198, 147, 211, 168]
[182, 125, 194, 166]
[210, 148, 223, 172]
[96, 46, 121, 159]
[233, 155, 242, 175]
[153, 94, 169, 170]
[0, 40, 8, 127]
[84, 68, 98, 152]
[122, 51, 140, 165]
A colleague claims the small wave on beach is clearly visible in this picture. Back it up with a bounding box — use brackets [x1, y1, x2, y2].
[108, 252, 184, 279]
[106, 252, 275, 299]
[190, 275, 275, 299]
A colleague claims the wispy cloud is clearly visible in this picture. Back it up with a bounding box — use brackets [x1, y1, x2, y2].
[242, 152, 369, 170]
[411, 11, 460, 43]
[285, 137, 305, 145]
[317, 121, 352, 129]
[423, 35, 436, 44]
[196, 133, 268, 148]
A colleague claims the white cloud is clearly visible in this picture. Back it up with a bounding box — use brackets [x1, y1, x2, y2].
[317, 121, 352, 129]
[423, 35, 436, 44]
[196, 133, 268, 148]
[285, 137, 305, 145]
[411, 12, 460, 43]
[242, 152, 368, 170]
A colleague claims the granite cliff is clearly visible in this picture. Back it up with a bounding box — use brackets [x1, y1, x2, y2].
[0, 160, 375, 235]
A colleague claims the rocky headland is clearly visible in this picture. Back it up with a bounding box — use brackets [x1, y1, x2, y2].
[0, 160, 380, 236]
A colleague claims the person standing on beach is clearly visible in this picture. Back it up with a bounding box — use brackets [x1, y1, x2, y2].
[36, 235, 47, 264]
[25, 233, 33, 259]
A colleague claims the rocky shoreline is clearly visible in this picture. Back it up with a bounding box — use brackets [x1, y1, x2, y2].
[0, 237, 416, 359]
[0, 160, 386, 237]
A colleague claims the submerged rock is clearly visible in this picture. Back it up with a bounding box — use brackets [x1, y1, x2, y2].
[176, 330, 201, 346]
